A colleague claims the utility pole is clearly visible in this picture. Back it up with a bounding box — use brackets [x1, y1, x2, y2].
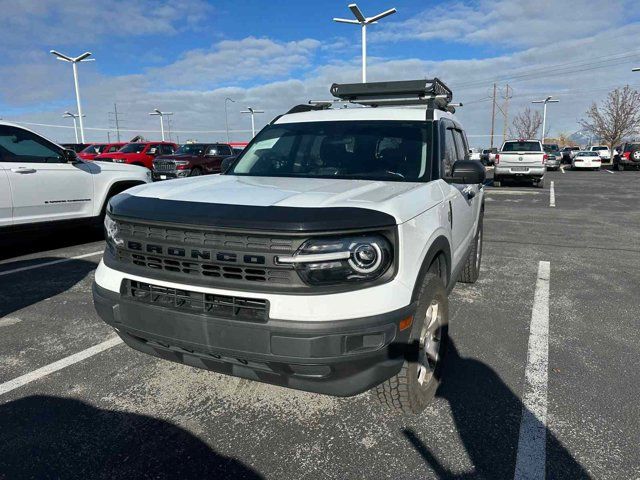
[502, 84, 512, 142]
[241, 107, 264, 138]
[490, 83, 496, 149]
[532, 96, 559, 143]
[113, 103, 121, 142]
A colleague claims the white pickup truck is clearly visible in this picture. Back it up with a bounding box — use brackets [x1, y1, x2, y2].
[0, 122, 151, 231]
[494, 139, 546, 188]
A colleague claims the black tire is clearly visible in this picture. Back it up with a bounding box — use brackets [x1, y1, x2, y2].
[459, 216, 483, 283]
[619, 164, 625, 171]
[375, 272, 449, 414]
[536, 178, 544, 188]
[189, 167, 202, 177]
[493, 175, 501, 187]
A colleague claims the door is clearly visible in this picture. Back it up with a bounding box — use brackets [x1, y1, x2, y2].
[0, 166, 11, 226]
[0, 125, 94, 225]
[440, 122, 477, 266]
[204, 144, 225, 173]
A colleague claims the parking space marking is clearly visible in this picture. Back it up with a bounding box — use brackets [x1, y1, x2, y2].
[549, 181, 555, 207]
[0, 251, 103, 277]
[514, 261, 550, 480]
[604, 169, 614, 174]
[0, 336, 123, 397]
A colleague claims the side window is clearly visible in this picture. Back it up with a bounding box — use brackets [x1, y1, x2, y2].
[452, 129, 467, 160]
[219, 145, 232, 156]
[147, 144, 160, 155]
[108, 145, 119, 153]
[161, 144, 174, 155]
[0, 126, 63, 163]
[206, 145, 219, 156]
[443, 128, 457, 176]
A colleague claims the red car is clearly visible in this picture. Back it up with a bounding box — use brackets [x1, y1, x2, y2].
[78, 142, 127, 161]
[95, 142, 178, 169]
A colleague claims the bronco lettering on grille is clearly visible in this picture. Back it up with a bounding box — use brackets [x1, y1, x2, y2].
[126, 241, 265, 265]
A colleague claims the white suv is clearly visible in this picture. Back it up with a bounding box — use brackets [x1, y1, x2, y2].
[92, 79, 485, 413]
[0, 122, 151, 231]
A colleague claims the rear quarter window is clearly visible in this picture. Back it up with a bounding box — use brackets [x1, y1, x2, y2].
[502, 141, 542, 152]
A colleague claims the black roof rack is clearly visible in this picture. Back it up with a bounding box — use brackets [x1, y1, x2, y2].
[285, 103, 332, 115]
[330, 78, 453, 109]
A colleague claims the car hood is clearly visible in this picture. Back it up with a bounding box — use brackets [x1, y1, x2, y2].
[92, 160, 149, 173]
[126, 175, 446, 224]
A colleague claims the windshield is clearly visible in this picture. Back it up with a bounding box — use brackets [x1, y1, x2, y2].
[175, 143, 206, 155]
[502, 141, 541, 152]
[119, 143, 147, 154]
[543, 144, 559, 152]
[579, 151, 599, 156]
[229, 121, 431, 182]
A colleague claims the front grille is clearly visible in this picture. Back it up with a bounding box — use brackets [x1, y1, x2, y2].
[125, 280, 269, 322]
[117, 250, 291, 284]
[154, 160, 176, 173]
[109, 219, 305, 290]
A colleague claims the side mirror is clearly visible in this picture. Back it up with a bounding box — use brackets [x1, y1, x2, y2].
[63, 149, 80, 164]
[444, 160, 486, 184]
[221, 156, 237, 174]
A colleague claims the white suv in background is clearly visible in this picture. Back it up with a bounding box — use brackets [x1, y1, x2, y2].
[0, 122, 151, 231]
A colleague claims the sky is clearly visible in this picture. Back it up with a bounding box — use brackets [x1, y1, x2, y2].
[1, 0, 640, 146]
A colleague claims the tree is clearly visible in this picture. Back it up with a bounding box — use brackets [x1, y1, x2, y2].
[579, 85, 640, 156]
[509, 107, 543, 139]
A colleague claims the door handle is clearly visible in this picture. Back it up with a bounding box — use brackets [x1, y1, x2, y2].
[11, 168, 37, 174]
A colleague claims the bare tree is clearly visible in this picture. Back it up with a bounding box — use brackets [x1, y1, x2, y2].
[509, 107, 543, 139]
[580, 85, 640, 156]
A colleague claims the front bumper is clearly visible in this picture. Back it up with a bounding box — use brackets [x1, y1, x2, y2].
[93, 282, 414, 396]
[152, 170, 190, 181]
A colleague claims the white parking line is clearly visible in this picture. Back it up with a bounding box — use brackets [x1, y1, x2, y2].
[0, 251, 103, 277]
[0, 336, 123, 397]
[549, 181, 555, 207]
[514, 261, 550, 480]
[604, 169, 614, 174]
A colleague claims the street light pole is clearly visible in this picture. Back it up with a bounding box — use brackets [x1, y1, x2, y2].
[532, 96, 559, 144]
[50, 50, 94, 143]
[62, 111, 85, 143]
[149, 109, 173, 141]
[225, 97, 235, 143]
[334, 4, 397, 83]
[241, 107, 264, 138]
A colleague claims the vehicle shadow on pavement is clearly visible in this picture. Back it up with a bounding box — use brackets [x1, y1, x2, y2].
[0, 259, 98, 319]
[402, 341, 591, 479]
[0, 224, 103, 261]
[0, 395, 263, 480]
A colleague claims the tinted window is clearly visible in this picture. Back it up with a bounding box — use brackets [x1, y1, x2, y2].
[120, 143, 147, 153]
[452, 129, 467, 159]
[176, 144, 206, 155]
[502, 141, 542, 152]
[231, 121, 431, 182]
[161, 144, 174, 155]
[0, 126, 63, 163]
[443, 128, 457, 176]
[107, 145, 121, 153]
[81, 144, 105, 154]
[218, 145, 232, 156]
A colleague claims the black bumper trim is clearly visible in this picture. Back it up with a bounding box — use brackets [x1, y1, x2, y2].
[93, 282, 415, 396]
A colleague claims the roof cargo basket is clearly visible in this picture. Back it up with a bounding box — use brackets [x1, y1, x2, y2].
[330, 78, 453, 109]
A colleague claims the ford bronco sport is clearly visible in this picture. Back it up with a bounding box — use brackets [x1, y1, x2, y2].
[92, 79, 485, 414]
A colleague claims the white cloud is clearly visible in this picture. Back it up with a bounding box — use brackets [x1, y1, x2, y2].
[0, 0, 213, 54]
[150, 37, 322, 88]
[376, 0, 632, 48]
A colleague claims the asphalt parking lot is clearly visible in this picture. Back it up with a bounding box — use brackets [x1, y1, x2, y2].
[1, 168, 639, 480]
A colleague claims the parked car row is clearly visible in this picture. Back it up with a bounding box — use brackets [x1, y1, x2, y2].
[66, 140, 247, 181]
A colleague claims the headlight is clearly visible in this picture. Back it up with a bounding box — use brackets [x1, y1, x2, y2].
[277, 234, 392, 285]
[103, 214, 123, 247]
